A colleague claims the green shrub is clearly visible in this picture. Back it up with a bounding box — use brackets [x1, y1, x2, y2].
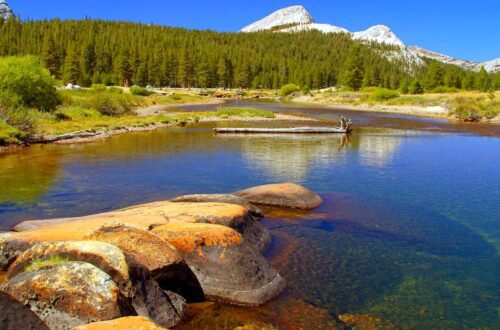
[168, 94, 182, 101]
[301, 85, 311, 95]
[54, 107, 101, 121]
[431, 86, 460, 94]
[409, 80, 424, 95]
[216, 107, 275, 118]
[130, 86, 153, 96]
[107, 87, 123, 94]
[0, 56, 60, 112]
[91, 84, 108, 92]
[86, 93, 133, 116]
[280, 84, 300, 97]
[0, 119, 24, 145]
[370, 88, 400, 101]
[0, 106, 40, 143]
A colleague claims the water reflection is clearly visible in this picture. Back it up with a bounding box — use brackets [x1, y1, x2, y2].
[218, 134, 350, 182]
[0, 149, 61, 204]
[357, 133, 403, 167]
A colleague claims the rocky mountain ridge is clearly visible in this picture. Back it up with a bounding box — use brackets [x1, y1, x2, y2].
[240, 5, 499, 72]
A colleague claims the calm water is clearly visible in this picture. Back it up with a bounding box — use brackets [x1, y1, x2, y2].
[0, 103, 499, 329]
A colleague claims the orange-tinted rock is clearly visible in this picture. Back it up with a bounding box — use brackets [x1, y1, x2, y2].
[153, 223, 286, 306]
[0, 290, 51, 330]
[6, 241, 130, 290]
[86, 224, 204, 302]
[171, 194, 264, 218]
[71, 316, 166, 330]
[1, 262, 129, 330]
[234, 183, 323, 210]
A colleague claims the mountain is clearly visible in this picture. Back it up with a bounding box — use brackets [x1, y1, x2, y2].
[0, 0, 13, 20]
[240, 5, 499, 72]
[241, 5, 313, 32]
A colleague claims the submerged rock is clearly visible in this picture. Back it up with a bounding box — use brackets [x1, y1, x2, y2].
[86, 223, 204, 302]
[152, 222, 286, 306]
[171, 194, 264, 218]
[234, 183, 323, 210]
[1, 262, 129, 330]
[71, 316, 167, 330]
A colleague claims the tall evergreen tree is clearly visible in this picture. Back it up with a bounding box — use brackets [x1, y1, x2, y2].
[63, 44, 81, 84]
[341, 45, 364, 90]
[41, 34, 61, 78]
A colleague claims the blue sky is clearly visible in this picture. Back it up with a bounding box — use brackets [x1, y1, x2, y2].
[8, 0, 500, 62]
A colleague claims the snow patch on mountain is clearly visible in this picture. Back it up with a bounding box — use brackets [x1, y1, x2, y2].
[281, 23, 349, 34]
[241, 5, 313, 32]
[409, 46, 500, 72]
[352, 25, 405, 48]
[0, 0, 13, 20]
[240, 5, 498, 72]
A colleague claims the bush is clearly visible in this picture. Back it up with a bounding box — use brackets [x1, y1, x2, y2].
[280, 84, 300, 97]
[86, 93, 133, 116]
[301, 85, 311, 95]
[409, 80, 424, 95]
[91, 84, 108, 92]
[216, 107, 275, 118]
[431, 86, 460, 94]
[0, 106, 40, 143]
[370, 88, 400, 101]
[107, 87, 123, 94]
[451, 97, 482, 122]
[130, 86, 153, 96]
[0, 56, 60, 112]
[54, 107, 101, 121]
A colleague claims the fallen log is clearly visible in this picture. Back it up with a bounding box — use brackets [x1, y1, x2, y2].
[214, 127, 349, 134]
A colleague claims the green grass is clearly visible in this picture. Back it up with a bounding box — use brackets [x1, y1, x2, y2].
[216, 107, 275, 119]
[25, 256, 71, 272]
[0, 119, 24, 145]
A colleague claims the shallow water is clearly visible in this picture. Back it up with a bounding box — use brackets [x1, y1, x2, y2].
[0, 105, 499, 329]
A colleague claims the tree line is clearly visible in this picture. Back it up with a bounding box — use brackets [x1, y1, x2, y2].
[0, 17, 498, 91]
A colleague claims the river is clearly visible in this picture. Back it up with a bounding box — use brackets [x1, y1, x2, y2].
[0, 101, 498, 329]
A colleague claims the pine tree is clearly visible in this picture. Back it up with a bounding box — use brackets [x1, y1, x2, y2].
[41, 35, 61, 78]
[115, 49, 133, 86]
[341, 45, 364, 90]
[63, 44, 81, 84]
[423, 61, 444, 91]
[475, 67, 491, 92]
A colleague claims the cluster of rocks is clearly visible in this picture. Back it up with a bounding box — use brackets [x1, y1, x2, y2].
[0, 183, 323, 329]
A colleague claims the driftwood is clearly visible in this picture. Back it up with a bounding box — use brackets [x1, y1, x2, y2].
[214, 127, 349, 134]
[214, 115, 353, 134]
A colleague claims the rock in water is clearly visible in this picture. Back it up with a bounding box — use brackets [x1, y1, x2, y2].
[0, 1, 13, 20]
[234, 183, 323, 210]
[0, 290, 50, 330]
[86, 223, 204, 302]
[171, 194, 264, 218]
[1, 262, 128, 330]
[71, 317, 167, 330]
[152, 223, 286, 306]
[6, 241, 130, 290]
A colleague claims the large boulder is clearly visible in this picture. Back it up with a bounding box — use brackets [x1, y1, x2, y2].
[6, 241, 130, 290]
[152, 223, 286, 306]
[86, 223, 204, 302]
[1, 262, 130, 330]
[171, 194, 264, 218]
[12, 201, 271, 255]
[4, 241, 186, 329]
[0, 290, 50, 330]
[234, 183, 323, 210]
[71, 317, 167, 330]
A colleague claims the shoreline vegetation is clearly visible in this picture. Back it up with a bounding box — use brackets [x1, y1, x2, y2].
[0, 55, 498, 154]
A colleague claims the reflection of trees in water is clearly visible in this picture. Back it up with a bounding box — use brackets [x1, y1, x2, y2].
[227, 134, 351, 182]
[356, 134, 403, 167]
[0, 150, 61, 204]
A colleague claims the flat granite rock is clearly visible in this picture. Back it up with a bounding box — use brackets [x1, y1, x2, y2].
[71, 316, 167, 330]
[171, 194, 264, 218]
[86, 223, 204, 302]
[1, 262, 129, 330]
[152, 223, 286, 306]
[234, 183, 323, 210]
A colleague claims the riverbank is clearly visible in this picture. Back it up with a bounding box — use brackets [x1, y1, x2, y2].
[291, 91, 500, 123]
[0, 108, 318, 154]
